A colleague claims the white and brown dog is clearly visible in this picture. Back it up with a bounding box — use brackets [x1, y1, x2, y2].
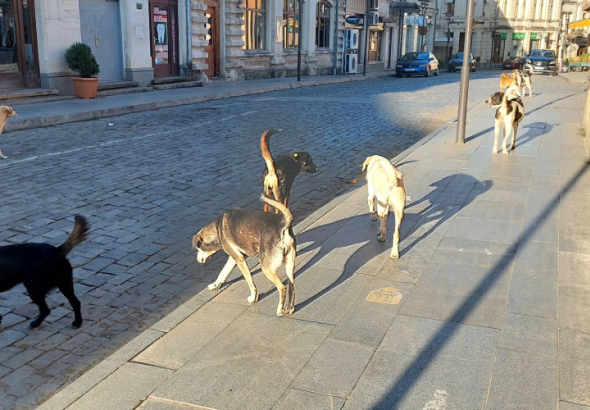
[515, 70, 533, 97]
[0, 106, 17, 159]
[362, 155, 406, 259]
[485, 92, 525, 155]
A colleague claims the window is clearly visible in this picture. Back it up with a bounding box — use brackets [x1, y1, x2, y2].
[242, 0, 266, 50]
[283, 0, 299, 48]
[368, 30, 382, 62]
[316, 1, 330, 48]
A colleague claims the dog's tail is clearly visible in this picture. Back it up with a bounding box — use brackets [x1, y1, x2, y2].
[260, 195, 293, 227]
[58, 215, 90, 256]
[260, 128, 282, 176]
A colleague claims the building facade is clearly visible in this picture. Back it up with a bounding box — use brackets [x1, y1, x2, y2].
[431, 0, 587, 67]
[0, 0, 443, 95]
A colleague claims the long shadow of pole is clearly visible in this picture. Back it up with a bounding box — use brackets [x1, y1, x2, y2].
[371, 161, 589, 409]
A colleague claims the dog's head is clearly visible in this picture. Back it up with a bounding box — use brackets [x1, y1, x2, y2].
[192, 223, 222, 264]
[485, 92, 504, 108]
[292, 152, 318, 173]
[0, 106, 17, 121]
[362, 156, 376, 171]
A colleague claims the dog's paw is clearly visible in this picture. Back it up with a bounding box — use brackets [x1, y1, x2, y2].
[71, 320, 82, 329]
[390, 252, 399, 259]
[371, 214, 378, 222]
[0, 155, 7, 160]
[208, 283, 221, 291]
[378, 234, 386, 242]
[276, 309, 284, 317]
[284, 307, 295, 315]
[247, 292, 259, 304]
[30, 319, 42, 328]
[503, 150, 509, 155]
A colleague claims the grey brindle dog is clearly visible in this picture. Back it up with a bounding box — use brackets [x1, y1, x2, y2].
[193, 195, 296, 316]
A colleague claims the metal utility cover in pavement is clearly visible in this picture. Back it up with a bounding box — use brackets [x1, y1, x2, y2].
[366, 287, 403, 305]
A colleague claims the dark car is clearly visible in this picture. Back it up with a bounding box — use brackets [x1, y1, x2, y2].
[448, 53, 476, 72]
[396, 52, 439, 77]
[502, 57, 522, 69]
[523, 49, 557, 75]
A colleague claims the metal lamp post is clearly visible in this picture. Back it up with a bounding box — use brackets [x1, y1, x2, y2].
[456, 0, 475, 144]
[297, 0, 304, 81]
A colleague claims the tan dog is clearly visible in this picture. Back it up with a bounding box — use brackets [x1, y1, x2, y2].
[362, 155, 406, 259]
[0, 106, 17, 159]
[500, 72, 518, 94]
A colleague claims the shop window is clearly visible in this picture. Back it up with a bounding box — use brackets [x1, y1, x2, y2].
[368, 30, 382, 62]
[283, 0, 299, 49]
[316, 1, 330, 48]
[242, 0, 266, 50]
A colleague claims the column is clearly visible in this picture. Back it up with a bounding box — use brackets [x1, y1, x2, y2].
[271, 0, 286, 76]
[121, 1, 154, 86]
[190, 0, 209, 80]
[224, 0, 246, 79]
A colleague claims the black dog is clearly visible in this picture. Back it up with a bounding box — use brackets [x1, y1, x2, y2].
[0, 215, 89, 328]
[260, 129, 318, 213]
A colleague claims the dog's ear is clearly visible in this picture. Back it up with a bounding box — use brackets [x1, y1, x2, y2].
[362, 158, 371, 171]
[192, 232, 204, 249]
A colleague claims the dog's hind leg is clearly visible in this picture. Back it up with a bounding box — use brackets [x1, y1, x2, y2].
[28, 290, 51, 328]
[368, 184, 377, 222]
[208, 256, 237, 290]
[502, 118, 513, 155]
[283, 248, 296, 315]
[0, 146, 6, 160]
[57, 269, 83, 328]
[377, 200, 389, 242]
[235, 258, 258, 304]
[390, 196, 405, 259]
[261, 266, 287, 316]
[511, 122, 519, 151]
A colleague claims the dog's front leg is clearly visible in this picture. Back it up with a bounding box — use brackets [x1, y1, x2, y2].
[368, 186, 377, 222]
[0, 146, 7, 159]
[502, 118, 513, 155]
[283, 248, 296, 315]
[492, 119, 502, 155]
[377, 201, 389, 242]
[390, 197, 405, 259]
[235, 258, 258, 304]
[208, 256, 237, 290]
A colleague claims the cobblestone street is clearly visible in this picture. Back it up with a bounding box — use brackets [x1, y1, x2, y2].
[0, 72, 582, 409]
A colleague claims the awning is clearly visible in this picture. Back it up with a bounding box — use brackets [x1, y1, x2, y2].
[390, 1, 420, 11]
[570, 19, 590, 28]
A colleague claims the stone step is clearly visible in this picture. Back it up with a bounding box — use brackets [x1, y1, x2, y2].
[8, 95, 76, 106]
[97, 86, 153, 97]
[152, 81, 204, 90]
[0, 88, 59, 102]
[151, 76, 193, 85]
[97, 81, 140, 91]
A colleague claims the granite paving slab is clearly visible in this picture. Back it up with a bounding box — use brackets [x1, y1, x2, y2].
[271, 389, 346, 410]
[558, 287, 590, 334]
[498, 313, 557, 357]
[559, 329, 590, 407]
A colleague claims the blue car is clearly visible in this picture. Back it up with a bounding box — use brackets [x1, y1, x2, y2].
[448, 53, 476, 72]
[396, 52, 439, 77]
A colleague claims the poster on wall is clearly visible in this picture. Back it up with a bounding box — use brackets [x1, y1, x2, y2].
[153, 6, 168, 65]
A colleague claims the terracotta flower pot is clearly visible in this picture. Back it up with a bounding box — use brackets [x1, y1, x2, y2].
[72, 77, 99, 99]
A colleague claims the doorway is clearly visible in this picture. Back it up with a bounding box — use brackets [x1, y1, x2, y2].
[79, 0, 123, 82]
[492, 37, 505, 63]
[0, 0, 39, 91]
[204, 0, 219, 78]
[150, 0, 179, 78]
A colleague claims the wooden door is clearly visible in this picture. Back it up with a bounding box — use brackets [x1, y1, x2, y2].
[204, 0, 219, 78]
[0, 0, 39, 91]
[150, 0, 179, 78]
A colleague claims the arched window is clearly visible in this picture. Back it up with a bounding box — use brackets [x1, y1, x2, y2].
[242, 0, 266, 50]
[316, 2, 331, 48]
[283, 0, 299, 48]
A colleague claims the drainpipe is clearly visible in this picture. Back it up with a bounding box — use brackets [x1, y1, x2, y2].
[334, 0, 339, 75]
[186, 0, 192, 76]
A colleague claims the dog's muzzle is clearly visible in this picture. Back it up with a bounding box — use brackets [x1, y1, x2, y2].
[196, 249, 213, 264]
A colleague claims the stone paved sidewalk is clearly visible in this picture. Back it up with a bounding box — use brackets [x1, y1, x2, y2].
[35, 88, 590, 410]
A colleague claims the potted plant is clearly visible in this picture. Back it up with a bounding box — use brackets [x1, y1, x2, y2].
[64, 42, 100, 99]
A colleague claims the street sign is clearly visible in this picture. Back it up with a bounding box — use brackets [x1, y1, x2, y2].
[418, 26, 428, 36]
[345, 16, 363, 25]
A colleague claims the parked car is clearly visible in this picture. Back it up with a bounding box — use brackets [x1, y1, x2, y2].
[523, 49, 557, 75]
[502, 57, 522, 69]
[448, 53, 476, 72]
[396, 52, 439, 77]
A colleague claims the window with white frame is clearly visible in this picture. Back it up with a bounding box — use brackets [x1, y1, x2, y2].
[242, 0, 266, 50]
[316, 1, 331, 48]
[283, 0, 299, 48]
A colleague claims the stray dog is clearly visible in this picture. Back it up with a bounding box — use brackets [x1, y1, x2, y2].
[261, 129, 318, 213]
[0, 215, 89, 328]
[193, 195, 296, 316]
[0, 106, 17, 159]
[485, 92, 525, 155]
[500, 72, 518, 94]
[515, 70, 533, 97]
[362, 155, 406, 259]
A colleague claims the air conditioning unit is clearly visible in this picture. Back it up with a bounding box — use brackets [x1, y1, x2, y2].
[368, 12, 379, 26]
[345, 54, 358, 74]
[345, 29, 359, 49]
[368, 0, 379, 11]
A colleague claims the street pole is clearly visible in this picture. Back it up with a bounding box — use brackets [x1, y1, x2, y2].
[456, 0, 475, 144]
[297, 0, 303, 81]
[363, 0, 369, 75]
[446, 14, 451, 68]
[420, 6, 426, 51]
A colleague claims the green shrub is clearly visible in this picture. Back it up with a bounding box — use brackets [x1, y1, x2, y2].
[64, 42, 100, 78]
